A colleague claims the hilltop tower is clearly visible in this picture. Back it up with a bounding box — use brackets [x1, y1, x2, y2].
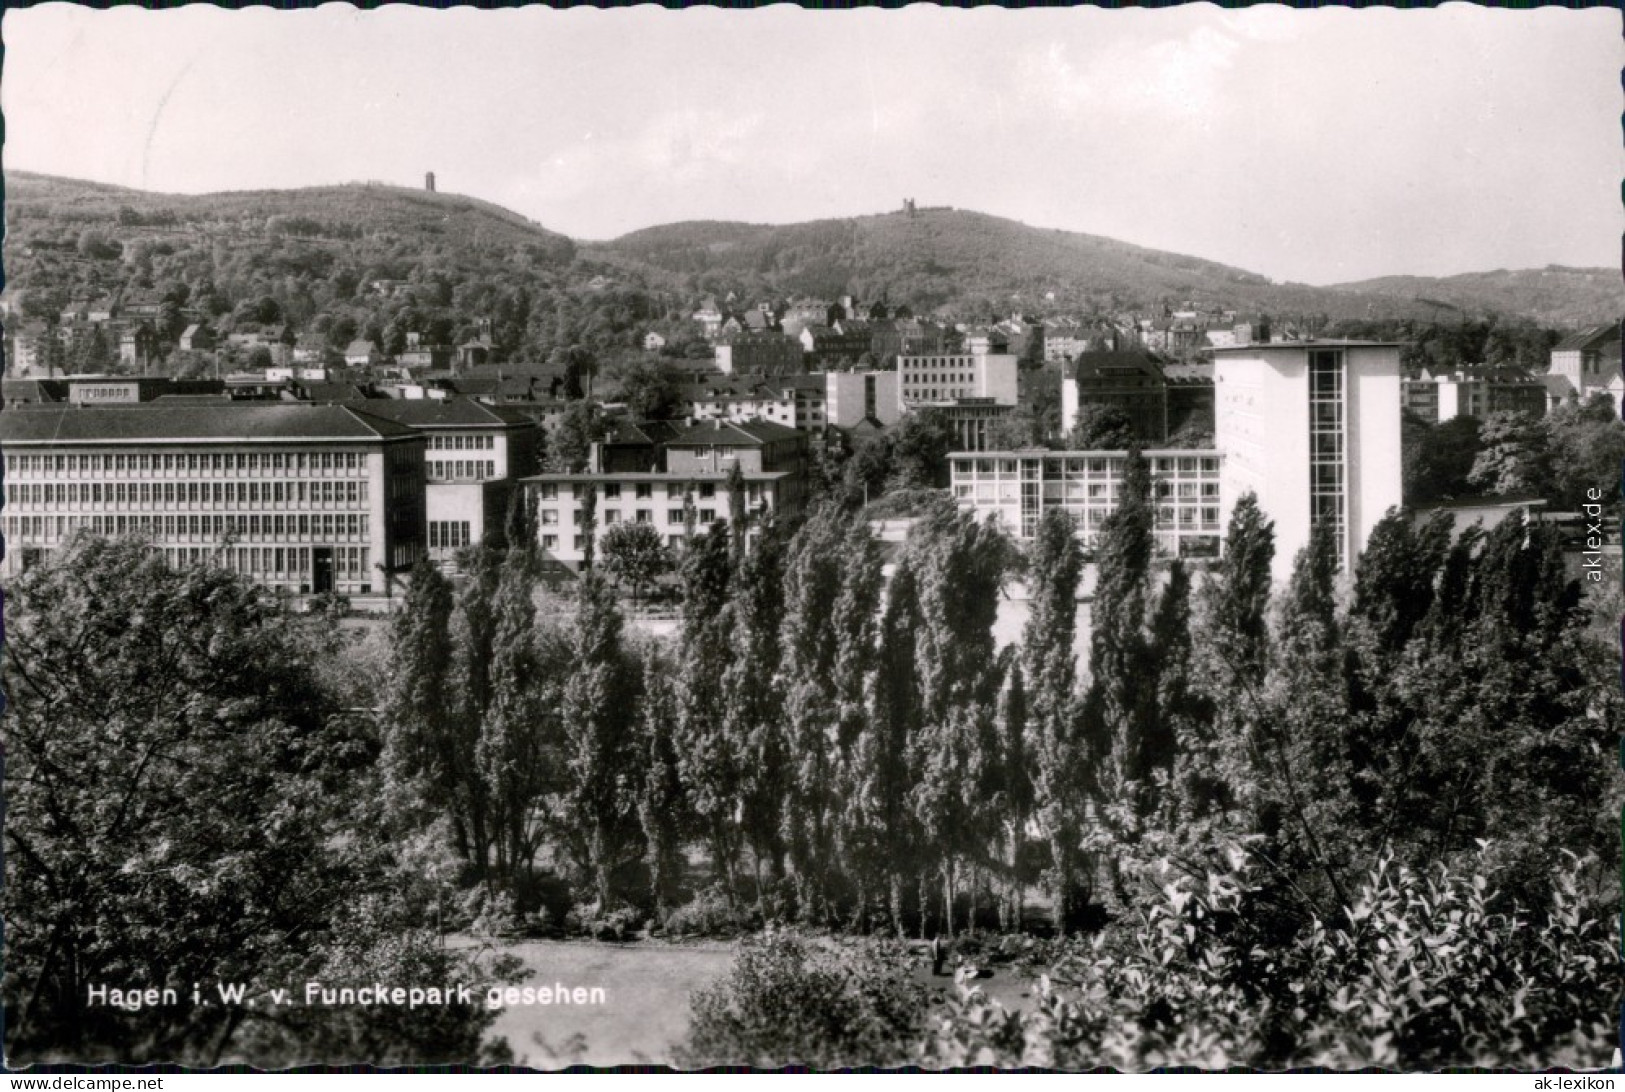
[425, 171, 436, 193]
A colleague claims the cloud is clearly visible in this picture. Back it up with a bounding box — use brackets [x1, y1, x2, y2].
[1023, 25, 1242, 120]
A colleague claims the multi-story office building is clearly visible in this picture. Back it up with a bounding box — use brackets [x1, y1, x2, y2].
[0, 404, 427, 595]
[338, 398, 542, 568]
[896, 352, 1018, 409]
[950, 449, 1223, 558]
[826, 370, 902, 428]
[1213, 339, 1403, 581]
[523, 419, 808, 569]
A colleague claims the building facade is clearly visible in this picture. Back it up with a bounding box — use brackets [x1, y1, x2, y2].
[714, 333, 805, 377]
[522, 419, 809, 569]
[896, 352, 1018, 410]
[826, 370, 903, 428]
[950, 449, 1224, 558]
[0, 404, 427, 595]
[1213, 340, 1403, 581]
[337, 398, 542, 569]
[1062, 349, 1169, 442]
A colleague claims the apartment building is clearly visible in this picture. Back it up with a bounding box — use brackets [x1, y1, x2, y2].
[523, 419, 809, 569]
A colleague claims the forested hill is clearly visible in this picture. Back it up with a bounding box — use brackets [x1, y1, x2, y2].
[6, 171, 576, 261]
[2, 171, 643, 364]
[3, 171, 1616, 365]
[593, 208, 1620, 326]
[1327, 267, 1622, 330]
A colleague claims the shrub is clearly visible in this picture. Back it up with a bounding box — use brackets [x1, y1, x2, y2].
[665, 885, 753, 939]
[567, 903, 645, 942]
[676, 932, 928, 1069]
[921, 849, 1617, 1070]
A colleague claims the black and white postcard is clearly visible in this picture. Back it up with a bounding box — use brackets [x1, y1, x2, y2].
[1, 2, 1619, 1072]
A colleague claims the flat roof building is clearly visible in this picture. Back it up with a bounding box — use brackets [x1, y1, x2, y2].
[950, 448, 1223, 558]
[1213, 339, 1404, 581]
[0, 404, 427, 596]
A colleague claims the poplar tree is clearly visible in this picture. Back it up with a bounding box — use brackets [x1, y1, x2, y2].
[446, 544, 504, 879]
[906, 511, 1009, 935]
[997, 659, 1032, 932]
[381, 556, 459, 840]
[637, 651, 689, 923]
[726, 511, 791, 916]
[477, 549, 554, 894]
[1082, 447, 1157, 814]
[561, 572, 644, 909]
[777, 508, 848, 921]
[1021, 508, 1085, 932]
[674, 523, 744, 902]
[829, 519, 886, 928]
[861, 559, 924, 936]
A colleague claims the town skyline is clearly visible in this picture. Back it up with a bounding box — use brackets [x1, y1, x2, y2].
[3, 4, 1619, 286]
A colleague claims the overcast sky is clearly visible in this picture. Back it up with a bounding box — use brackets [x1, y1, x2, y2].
[3, 3, 1618, 285]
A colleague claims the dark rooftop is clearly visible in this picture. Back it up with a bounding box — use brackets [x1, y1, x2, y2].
[0, 403, 421, 443]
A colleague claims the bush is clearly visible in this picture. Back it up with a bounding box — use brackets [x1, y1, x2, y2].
[665, 885, 754, 939]
[676, 932, 928, 1068]
[567, 903, 645, 942]
[921, 849, 1618, 1069]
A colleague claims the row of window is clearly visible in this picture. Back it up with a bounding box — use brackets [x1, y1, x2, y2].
[7, 451, 372, 478]
[428, 460, 497, 481]
[541, 506, 722, 528]
[954, 456, 1220, 478]
[534, 481, 722, 501]
[4, 512, 371, 542]
[427, 434, 496, 450]
[539, 533, 691, 554]
[6, 479, 369, 509]
[428, 521, 472, 549]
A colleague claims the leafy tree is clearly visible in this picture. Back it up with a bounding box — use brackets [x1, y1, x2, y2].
[546, 401, 606, 474]
[1545, 392, 1625, 510]
[862, 558, 925, 936]
[724, 513, 792, 916]
[617, 356, 688, 420]
[905, 510, 1011, 934]
[1068, 404, 1137, 450]
[778, 508, 848, 921]
[1402, 412, 1483, 504]
[829, 519, 888, 929]
[599, 520, 670, 604]
[381, 557, 465, 843]
[3, 539, 509, 1065]
[1467, 411, 1550, 497]
[888, 411, 957, 489]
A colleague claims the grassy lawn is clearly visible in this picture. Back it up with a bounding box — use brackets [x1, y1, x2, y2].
[477, 938, 736, 1067]
[473, 933, 1045, 1068]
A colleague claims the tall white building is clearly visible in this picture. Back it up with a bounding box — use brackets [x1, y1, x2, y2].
[1213, 340, 1403, 582]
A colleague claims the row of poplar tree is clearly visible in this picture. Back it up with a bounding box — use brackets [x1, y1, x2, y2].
[381, 448, 1617, 938]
